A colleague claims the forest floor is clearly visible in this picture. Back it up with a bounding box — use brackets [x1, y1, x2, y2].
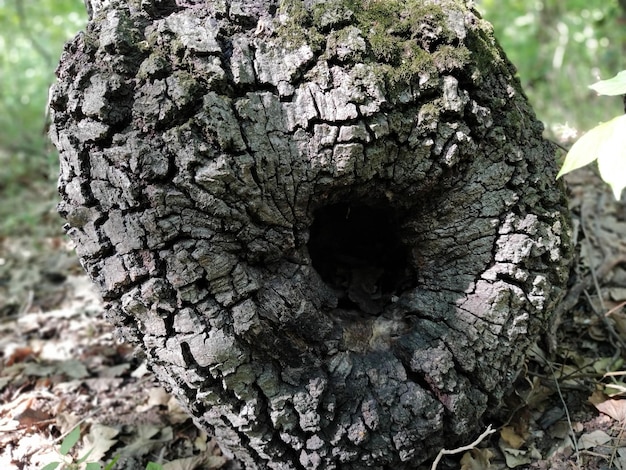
[1, 167, 626, 470]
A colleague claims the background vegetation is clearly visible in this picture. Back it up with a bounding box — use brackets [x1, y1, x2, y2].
[0, 0, 623, 237]
[0, 0, 86, 237]
[479, 0, 626, 140]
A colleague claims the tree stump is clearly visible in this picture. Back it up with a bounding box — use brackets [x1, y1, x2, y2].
[49, 0, 573, 468]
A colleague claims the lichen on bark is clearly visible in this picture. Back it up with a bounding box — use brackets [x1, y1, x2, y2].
[50, 0, 573, 468]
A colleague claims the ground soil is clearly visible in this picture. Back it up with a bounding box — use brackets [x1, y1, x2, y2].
[1, 167, 626, 470]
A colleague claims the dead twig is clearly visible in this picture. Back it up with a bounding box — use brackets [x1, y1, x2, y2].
[430, 425, 496, 470]
[549, 360, 581, 466]
[605, 300, 626, 318]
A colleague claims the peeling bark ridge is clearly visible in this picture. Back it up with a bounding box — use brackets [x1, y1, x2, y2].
[49, 0, 573, 468]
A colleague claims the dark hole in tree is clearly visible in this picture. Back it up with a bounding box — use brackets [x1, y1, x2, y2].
[307, 202, 414, 315]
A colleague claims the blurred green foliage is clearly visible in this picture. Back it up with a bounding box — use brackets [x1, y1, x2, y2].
[0, 0, 86, 237]
[478, 0, 626, 141]
[0, 0, 624, 237]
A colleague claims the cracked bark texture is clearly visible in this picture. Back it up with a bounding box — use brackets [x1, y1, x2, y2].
[49, 0, 573, 468]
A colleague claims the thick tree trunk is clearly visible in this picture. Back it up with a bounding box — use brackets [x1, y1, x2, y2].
[49, 0, 573, 468]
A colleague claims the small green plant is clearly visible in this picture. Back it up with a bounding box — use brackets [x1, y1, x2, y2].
[41, 425, 163, 470]
[557, 70, 626, 200]
[145, 463, 164, 470]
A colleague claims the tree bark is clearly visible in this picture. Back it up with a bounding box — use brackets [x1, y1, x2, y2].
[49, 0, 573, 468]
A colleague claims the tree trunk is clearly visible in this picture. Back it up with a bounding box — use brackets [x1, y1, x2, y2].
[49, 0, 573, 468]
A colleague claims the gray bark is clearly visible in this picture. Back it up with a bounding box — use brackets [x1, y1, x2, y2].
[49, 0, 573, 468]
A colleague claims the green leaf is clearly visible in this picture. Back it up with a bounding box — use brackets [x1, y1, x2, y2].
[598, 141, 626, 200]
[589, 70, 626, 96]
[85, 462, 103, 470]
[558, 114, 626, 199]
[104, 455, 120, 470]
[40, 462, 61, 470]
[76, 447, 94, 464]
[557, 117, 615, 178]
[60, 426, 82, 456]
[145, 462, 164, 470]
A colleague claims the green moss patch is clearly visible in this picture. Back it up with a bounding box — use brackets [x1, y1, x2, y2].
[277, 0, 473, 85]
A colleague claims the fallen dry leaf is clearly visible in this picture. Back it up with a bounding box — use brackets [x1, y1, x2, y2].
[547, 421, 571, 440]
[5, 346, 36, 366]
[98, 363, 130, 378]
[147, 387, 171, 407]
[589, 390, 607, 406]
[500, 426, 525, 450]
[168, 395, 193, 424]
[523, 376, 554, 409]
[578, 429, 612, 449]
[121, 424, 174, 457]
[501, 447, 531, 468]
[78, 423, 119, 463]
[594, 398, 626, 422]
[13, 406, 52, 427]
[460, 447, 494, 470]
[611, 311, 626, 337]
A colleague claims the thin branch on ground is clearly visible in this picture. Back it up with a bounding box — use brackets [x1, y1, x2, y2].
[549, 361, 581, 467]
[430, 425, 496, 470]
[605, 300, 626, 318]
